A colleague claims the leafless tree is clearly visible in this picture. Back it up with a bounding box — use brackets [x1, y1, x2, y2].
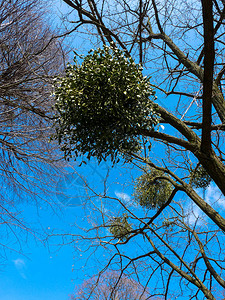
[0, 0, 66, 253]
[55, 0, 225, 299]
[71, 271, 152, 300]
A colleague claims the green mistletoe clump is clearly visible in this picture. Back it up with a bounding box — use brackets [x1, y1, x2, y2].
[54, 44, 158, 163]
[109, 214, 132, 241]
[190, 165, 212, 188]
[134, 168, 172, 209]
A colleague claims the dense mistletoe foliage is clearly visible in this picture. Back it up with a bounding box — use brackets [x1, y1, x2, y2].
[190, 165, 212, 189]
[109, 213, 132, 241]
[54, 44, 158, 163]
[134, 168, 172, 209]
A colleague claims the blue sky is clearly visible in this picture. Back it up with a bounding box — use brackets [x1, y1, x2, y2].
[1, 1, 225, 299]
[0, 154, 136, 300]
[0, 199, 78, 300]
[0, 246, 74, 300]
[1, 160, 222, 300]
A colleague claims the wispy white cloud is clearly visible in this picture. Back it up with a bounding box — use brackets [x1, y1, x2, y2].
[186, 184, 225, 226]
[115, 191, 131, 202]
[115, 191, 138, 208]
[205, 184, 225, 208]
[13, 258, 27, 279]
[186, 203, 205, 226]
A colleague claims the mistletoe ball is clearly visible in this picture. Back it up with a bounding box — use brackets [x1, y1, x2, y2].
[54, 44, 158, 163]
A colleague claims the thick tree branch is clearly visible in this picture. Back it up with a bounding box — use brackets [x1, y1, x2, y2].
[139, 129, 194, 151]
[201, 0, 214, 154]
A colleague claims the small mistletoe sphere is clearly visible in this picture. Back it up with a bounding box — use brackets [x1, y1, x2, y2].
[190, 166, 211, 188]
[54, 44, 158, 163]
[134, 168, 172, 209]
[109, 213, 132, 241]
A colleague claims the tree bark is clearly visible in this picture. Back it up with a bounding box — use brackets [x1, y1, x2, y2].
[201, 0, 214, 154]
